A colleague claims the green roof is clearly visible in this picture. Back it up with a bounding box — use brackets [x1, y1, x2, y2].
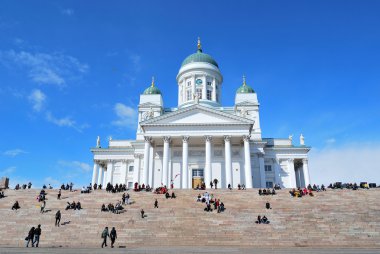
[143, 78, 161, 95]
[236, 77, 255, 94]
[181, 49, 219, 68]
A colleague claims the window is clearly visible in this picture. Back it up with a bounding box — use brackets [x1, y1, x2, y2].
[266, 181, 273, 188]
[127, 182, 133, 188]
[187, 81, 191, 87]
[265, 165, 272, 172]
[207, 81, 211, 86]
[186, 90, 192, 101]
[128, 166, 134, 172]
[192, 169, 204, 177]
[196, 88, 202, 99]
[207, 90, 212, 100]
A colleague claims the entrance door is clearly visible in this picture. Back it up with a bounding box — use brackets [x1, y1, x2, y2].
[192, 169, 204, 188]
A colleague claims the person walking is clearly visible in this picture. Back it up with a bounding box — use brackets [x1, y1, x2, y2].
[213, 179, 219, 189]
[154, 199, 158, 208]
[140, 209, 145, 218]
[25, 227, 35, 247]
[55, 210, 61, 227]
[33, 224, 41, 247]
[40, 201, 46, 213]
[101, 227, 109, 248]
[57, 189, 61, 199]
[110, 227, 117, 248]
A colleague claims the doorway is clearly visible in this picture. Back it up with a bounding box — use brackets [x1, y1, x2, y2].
[192, 169, 204, 188]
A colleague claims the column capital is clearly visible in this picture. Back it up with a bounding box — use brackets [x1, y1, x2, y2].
[223, 135, 231, 142]
[134, 153, 143, 159]
[182, 136, 190, 143]
[302, 158, 308, 164]
[243, 135, 251, 142]
[163, 136, 171, 143]
[144, 136, 152, 143]
[204, 135, 213, 142]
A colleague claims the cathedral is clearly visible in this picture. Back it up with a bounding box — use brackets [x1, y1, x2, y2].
[91, 39, 311, 189]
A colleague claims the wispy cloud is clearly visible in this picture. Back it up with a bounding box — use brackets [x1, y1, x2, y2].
[28, 89, 46, 112]
[58, 160, 91, 172]
[0, 166, 16, 175]
[111, 103, 137, 128]
[44, 176, 60, 186]
[3, 149, 27, 157]
[45, 111, 89, 132]
[61, 8, 74, 16]
[0, 50, 88, 87]
[309, 143, 380, 184]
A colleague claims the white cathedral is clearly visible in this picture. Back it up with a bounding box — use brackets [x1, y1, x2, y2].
[91, 39, 311, 189]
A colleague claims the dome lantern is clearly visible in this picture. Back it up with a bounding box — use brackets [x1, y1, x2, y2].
[143, 76, 161, 95]
[236, 75, 255, 94]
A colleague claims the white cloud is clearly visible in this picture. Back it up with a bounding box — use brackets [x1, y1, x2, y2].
[111, 103, 137, 128]
[309, 143, 380, 185]
[58, 160, 91, 172]
[3, 149, 27, 157]
[28, 89, 46, 112]
[45, 112, 89, 132]
[0, 166, 16, 175]
[44, 176, 60, 186]
[61, 9, 74, 16]
[0, 50, 88, 87]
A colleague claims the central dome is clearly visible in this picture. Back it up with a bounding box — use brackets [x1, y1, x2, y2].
[181, 38, 219, 68]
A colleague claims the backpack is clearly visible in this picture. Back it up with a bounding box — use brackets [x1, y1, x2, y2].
[101, 230, 107, 238]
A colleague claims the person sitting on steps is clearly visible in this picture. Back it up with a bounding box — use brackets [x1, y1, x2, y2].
[171, 192, 176, 199]
[12, 201, 20, 210]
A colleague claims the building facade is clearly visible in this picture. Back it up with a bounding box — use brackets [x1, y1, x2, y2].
[91, 39, 311, 189]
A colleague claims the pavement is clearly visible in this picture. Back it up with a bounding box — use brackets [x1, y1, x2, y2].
[1, 247, 380, 254]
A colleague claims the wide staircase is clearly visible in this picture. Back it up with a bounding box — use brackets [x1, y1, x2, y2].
[0, 188, 379, 248]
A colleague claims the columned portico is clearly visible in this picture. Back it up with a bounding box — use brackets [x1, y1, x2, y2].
[204, 136, 212, 188]
[243, 135, 253, 188]
[224, 136, 232, 188]
[106, 160, 113, 184]
[258, 153, 266, 188]
[302, 159, 310, 187]
[182, 136, 189, 189]
[288, 159, 296, 188]
[162, 136, 171, 187]
[97, 164, 103, 185]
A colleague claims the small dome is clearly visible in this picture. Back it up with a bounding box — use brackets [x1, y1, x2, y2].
[143, 77, 161, 95]
[181, 38, 219, 68]
[236, 76, 255, 94]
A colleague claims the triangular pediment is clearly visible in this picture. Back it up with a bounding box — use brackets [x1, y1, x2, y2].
[140, 104, 253, 126]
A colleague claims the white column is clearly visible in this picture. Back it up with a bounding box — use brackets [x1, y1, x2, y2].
[133, 154, 141, 184]
[202, 76, 207, 99]
[302, 158, 310, 187]
[149, 145, 154, 187]
[97, 165, 103, 185]
[143, 136, 151, 185]
[273, 159, 280, 187]
[106, 161, 113, 185]
[224, 136, 232, 188]
[212, 78, 216, 101]
[288, 159, 297, 188]
[243, 135, 253, 188]
[162, 136, 171, 187]
[258, 154, 266, 188]
[182, 136, 189, 189]
[205, 136, 212, 188]
[120, 160, 128, 185]
[102, 169, 107, 186]
[92, 162, 99, 186]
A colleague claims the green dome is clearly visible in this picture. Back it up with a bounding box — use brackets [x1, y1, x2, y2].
[181, 50, 219, 68]
[143, 77, 161, 95]
[236, 76, 255, 94]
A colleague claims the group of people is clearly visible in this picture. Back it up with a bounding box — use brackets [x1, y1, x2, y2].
[165, 191, 176, 199]
[134, 182, 152, 192]
[258, 188, 276, 196]
[37, 189, 46, 202]
[101, 227, 117, 248]
[81, 185, 92, 194]
[327, 182, 372, 190]
[14, 182, 32, 190]
[60, 183, 74, 191]
[237, 184, 246, 190]
[42, 184, 53, 189]
[255, 215, 270, 224]
[25, 224, 42, 247]
[307, 184, 326, 192]
[289, 187, 314, 197]
[101, 201, 124, 214]
[65, 201, 82, 210]
[0, 191, 5, 198]
[106, 183, 128, 193]
[196, 192, 225, 213]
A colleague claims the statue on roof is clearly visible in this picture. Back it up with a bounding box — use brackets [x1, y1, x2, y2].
[96, 136, 100, 148]
[300, 134, 305, 146]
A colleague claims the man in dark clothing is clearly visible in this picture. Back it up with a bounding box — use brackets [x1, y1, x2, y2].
[110, 227, 117, 248]
[210, 181, 213, 189]
[57, 189, 61, 200]
[33, 224, 41, 247]
[141, 209, 145, 218]
[213, 179, 219, 189]
[55, 210, 61, 227]
[101, 227, 109, 248]
[26, 227, 35, 247]
[154, 199, 158, 208]
[12, 201, 20, 210]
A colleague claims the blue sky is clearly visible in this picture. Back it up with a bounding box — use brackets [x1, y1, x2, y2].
[1, 0, 380, 187]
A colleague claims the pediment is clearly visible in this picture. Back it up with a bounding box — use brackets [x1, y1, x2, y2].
[140, 104, 253, 126]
